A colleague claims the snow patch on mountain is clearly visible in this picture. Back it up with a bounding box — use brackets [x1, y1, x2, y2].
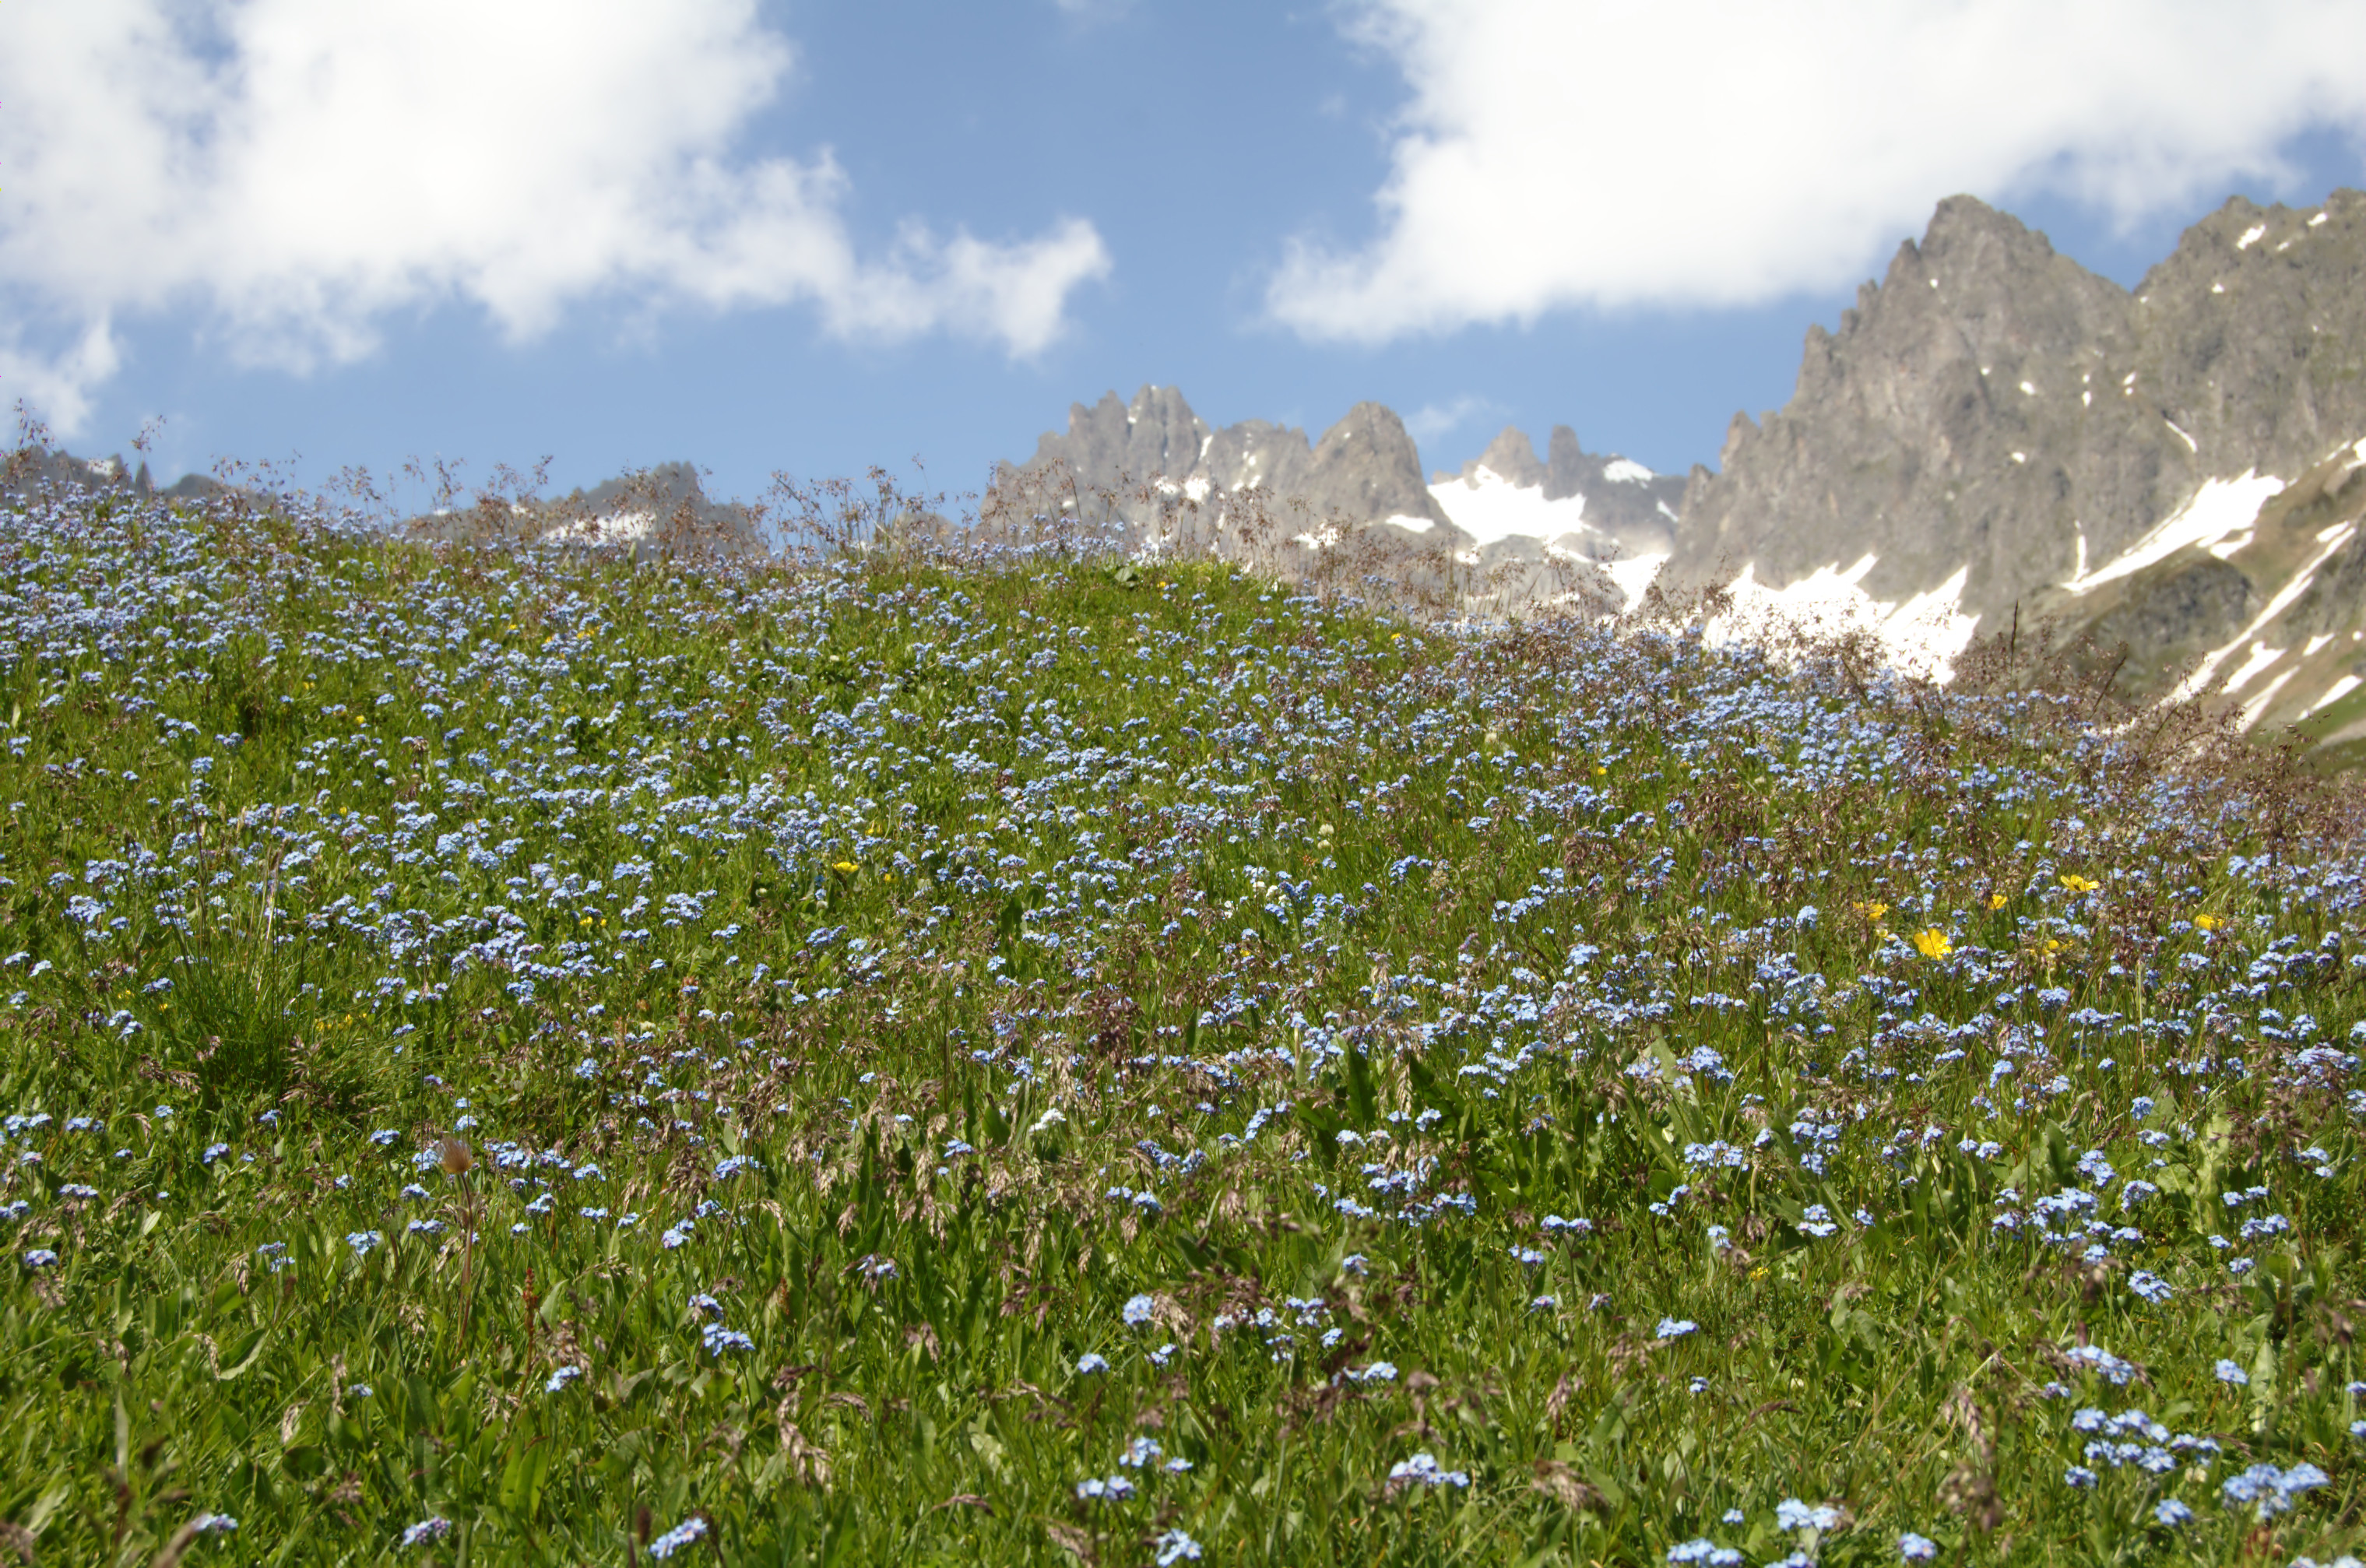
[1711, 556, 1980, 680]
[2065, 472, 2283, 595]
[543, 508, 657, 545]
[2175, 517, 2365, 701]
[1426, 458, 1678, 611]
[1596, 550, 1671, 611]
[1429, 466, 1588, 547]
[2316, 673, 2362, 714]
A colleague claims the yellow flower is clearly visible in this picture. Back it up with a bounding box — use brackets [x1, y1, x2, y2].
[2060, 874, 2099, 895]
[831, 860, 858, 875]
[1912, 929, 1953, 960]
[2192, 913, 2221, 932]
[1595, 765, 1608, 776]
[1986, 892, 2009, 910]
[1851, 899, 1889, 922]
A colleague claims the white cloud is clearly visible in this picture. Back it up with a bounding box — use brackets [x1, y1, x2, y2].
[1403, 394, 1497, 444]
[0, 0, 1111, 434]
[0, 321, 122, 440]
[1271, 0, 2366, 341]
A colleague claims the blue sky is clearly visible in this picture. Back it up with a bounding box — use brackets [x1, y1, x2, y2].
[3, 1, 2364, 514]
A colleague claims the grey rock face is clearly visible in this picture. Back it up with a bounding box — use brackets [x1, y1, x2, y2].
[549, 461, 751, 539]
[2, 447, 222, 501]
[1001, 388, 1690, 620]
[1018, 386, 1215, 516]
[1673, 188, 2366, 628]
[1675, 195, 2151, 619]
[1007, 385, 1451, 533]
[2072, 557, 2255, 692]
[1542, 426, 1685, 552]
[2009, 434, 2366, 762]
[399, 459, 762, 559]
[1463, 426, 1545, 489]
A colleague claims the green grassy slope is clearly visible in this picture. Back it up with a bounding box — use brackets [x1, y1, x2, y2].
[1, 480, 2363, 1566]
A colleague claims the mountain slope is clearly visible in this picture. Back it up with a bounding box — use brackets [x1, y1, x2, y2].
[1004, 385, 1452, 538]
[1668, 188, 2366, 709]
[2018, 434, 2366, 761]
[403, 460, 762, 557]
[1004, 387, 1682, 613]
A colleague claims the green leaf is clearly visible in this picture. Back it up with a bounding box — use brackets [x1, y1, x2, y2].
[215, 1327, 267, 1381]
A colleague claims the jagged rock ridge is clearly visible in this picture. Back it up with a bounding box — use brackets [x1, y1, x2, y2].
[3, 448, 761, 560]
[376, 460, 761, 557]
[1003, 385, 1451, 536]
[1003, 386, 1680, 614]
[1669, 185, 2366, 754]
[1672, 190, 2366, 618]
[2, 448, 227, 504]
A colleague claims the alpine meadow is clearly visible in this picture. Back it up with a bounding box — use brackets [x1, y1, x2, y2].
[3, 450, 2366, 1568]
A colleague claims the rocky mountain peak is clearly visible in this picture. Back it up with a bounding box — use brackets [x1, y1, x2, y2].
[1462, 426, 1547, 489]
[1672, 187, 2366, 630]
[1006, 385, 1450, 533]
[2122, 188, 2366, 480]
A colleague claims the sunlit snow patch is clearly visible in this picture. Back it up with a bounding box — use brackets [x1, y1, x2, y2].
[543, 509, 656, 546]
[2177, 519, 2362, 701]
[1429, 467, 1668, 611]
[2313, 675, 2362, 715]
[2066, 473, 2282, 595]
[1710, 557, 1979, 681]
[2241, 666, 2301, 729]
[1428, 467, 1587, 547]
[1598, 552, 1669, 610]
[2220, 642, 2284, 695]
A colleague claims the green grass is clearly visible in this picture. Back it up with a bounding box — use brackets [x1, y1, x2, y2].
[0, 478, 2361, 1566]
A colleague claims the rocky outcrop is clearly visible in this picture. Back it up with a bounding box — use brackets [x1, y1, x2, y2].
[1000, 388, 1688, 623]
[2016, 435, 2366, 763]
[3, 447, 225, 503]
[1005, 385, 1452, 535]
[1654, 186, 2366, 755]
[406, 460, 762, 557]
[1672, 189, 2366, 630]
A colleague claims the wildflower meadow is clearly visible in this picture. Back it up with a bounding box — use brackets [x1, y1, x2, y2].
[2, 466, 2363, 1565]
